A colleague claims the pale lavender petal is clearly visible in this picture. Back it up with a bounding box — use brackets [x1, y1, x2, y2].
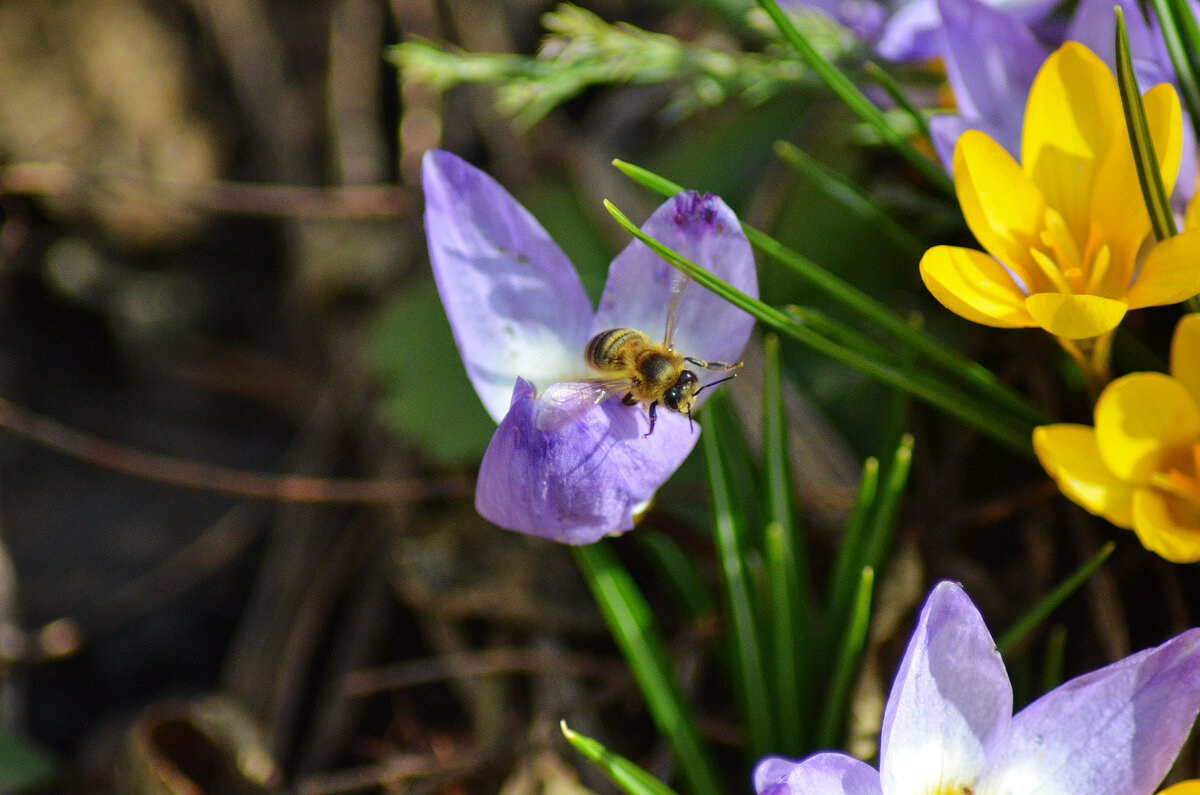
[593, 192, 756, 400]
[978, 628, 1200, 795]
[474, 378, 697, 544]
[423, 149, 595, 423]
[937, 0, 1044, 160]
[875, 0, 943, 61]
[778, 0, 888, 40]
[754, 753, 882, 795]
[879, 581, 1011, 794]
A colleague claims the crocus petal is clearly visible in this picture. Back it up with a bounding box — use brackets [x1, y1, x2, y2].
[880, 582, 1011, 795]
[919, 246, 1035, 327]
[952, 131, 1048, 291]
[423, 150, 595, 423]
[937, 0, 1044, 160]
[1126, 229, 1200, 310]
[1033, 424, 1134, 528]
[1170, 314, 1200, 408]
[874, 0, 942, 61]
[1088, 83, 1181, 295]
[1131, 488, 1200, 563]
[474, 378, 696, 544]
[755, 753, 882, 795]
[1024, 292, 1127, 339]
[978, 628, 1200, 794]
[593, 192, 756, 400]
[1159, 780, 1200, 794]
[1022, 43, 1122, 243]
[1095, 372, 1200, 483]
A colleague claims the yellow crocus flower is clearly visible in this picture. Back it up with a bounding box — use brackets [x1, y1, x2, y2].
[1161, 784, 1200, 795]
[1036, 314, 1200, 562]
[921, 42, 1200, 348]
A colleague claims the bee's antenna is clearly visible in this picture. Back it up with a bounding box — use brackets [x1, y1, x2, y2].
[692, 373, 738, 398]
[687, 407, 694, 434]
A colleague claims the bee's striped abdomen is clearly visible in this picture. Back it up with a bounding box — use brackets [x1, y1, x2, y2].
[585, 328, 648, 371]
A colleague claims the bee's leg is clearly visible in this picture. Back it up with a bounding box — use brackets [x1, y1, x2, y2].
[622, 392, 638, 406]
[643, 401, 659, 438]
[684, 357, 743, 372]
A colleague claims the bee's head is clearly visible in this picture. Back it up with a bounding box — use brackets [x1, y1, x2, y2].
[663, 369, 700, 415]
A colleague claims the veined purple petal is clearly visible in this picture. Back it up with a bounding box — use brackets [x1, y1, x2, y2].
[879, 581, 1012, 794]
[423, 150, 595, 423]
[936, 0, 1045, 161]
[593, 192, 756, 405]
[754, 753, 882, 795]
[474, 378, 697, 544]
[978, 628, 1200, 795]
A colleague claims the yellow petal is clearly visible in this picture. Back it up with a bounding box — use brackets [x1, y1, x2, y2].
[1160, 782, 1200, 795]
[1187, 185, 1200, 231]
[953, 131, 1050, 292]
[1034, 424, 1133, 527]
[1022, 43, 1121, 250]
[919, 246, 1034, 328]
[1171, 314, 1200, 408]
[1094, 372, 1200, 482]
[1126, 228, 1200, 309]
[1131, 487, 1200, 562]
[1143, 82, 1184, 198]
[1024, 292, 1127, 338]
[1085, 88, 1181, 295]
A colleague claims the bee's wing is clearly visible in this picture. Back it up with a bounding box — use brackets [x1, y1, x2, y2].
[535, 379, 630, 432]
[662, 268, 693, 348]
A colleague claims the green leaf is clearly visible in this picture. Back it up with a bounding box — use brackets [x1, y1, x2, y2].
[996, 541, 1115, 654]
[761, 334, 812, 753]
[637, 531, 717, 619]
[369, 280, 496, 466]
[1115, 7, 1178, 242]
[572, 543, 722, 795]
[756, 0, 954, 196]
[561, 722, 681, 795]
[816, 566, 874, 748]
[703, 393, 774, 761]
[864, 61, 932, 142]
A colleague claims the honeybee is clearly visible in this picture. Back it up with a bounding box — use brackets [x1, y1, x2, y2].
[535, 270, 741, 437]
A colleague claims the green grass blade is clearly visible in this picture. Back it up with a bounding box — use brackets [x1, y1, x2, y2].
[864, 433, 914, 574]
[638, 531, 717, 619]
[825, 456, 878, 671]
[757, 0, 954, 196]
[561, 721, 682, 795]
[603, 199, 1036, 454]
[572, 544, 723, 795]
[703, 394, 775, 761]
[1149, 0, 1200, 132]
[864, 61, 933, 141]
[609, 158, 1048, 431]
[774, 140, 926, 262]
[816, 566, 875, 748]
[765, 521, 808, 753]
[762, 334, 812, 753]
[1040, 625, 1067, 694]
[996, 541, 1116, 654]
[1115, 7, 1178, 242]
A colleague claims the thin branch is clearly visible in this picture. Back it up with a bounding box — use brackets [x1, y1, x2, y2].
[0, 394, 470, 503]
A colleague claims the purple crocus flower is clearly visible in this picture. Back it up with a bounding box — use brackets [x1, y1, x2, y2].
[755, 581, 1200, 795]
[422, 150, 757, 544]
